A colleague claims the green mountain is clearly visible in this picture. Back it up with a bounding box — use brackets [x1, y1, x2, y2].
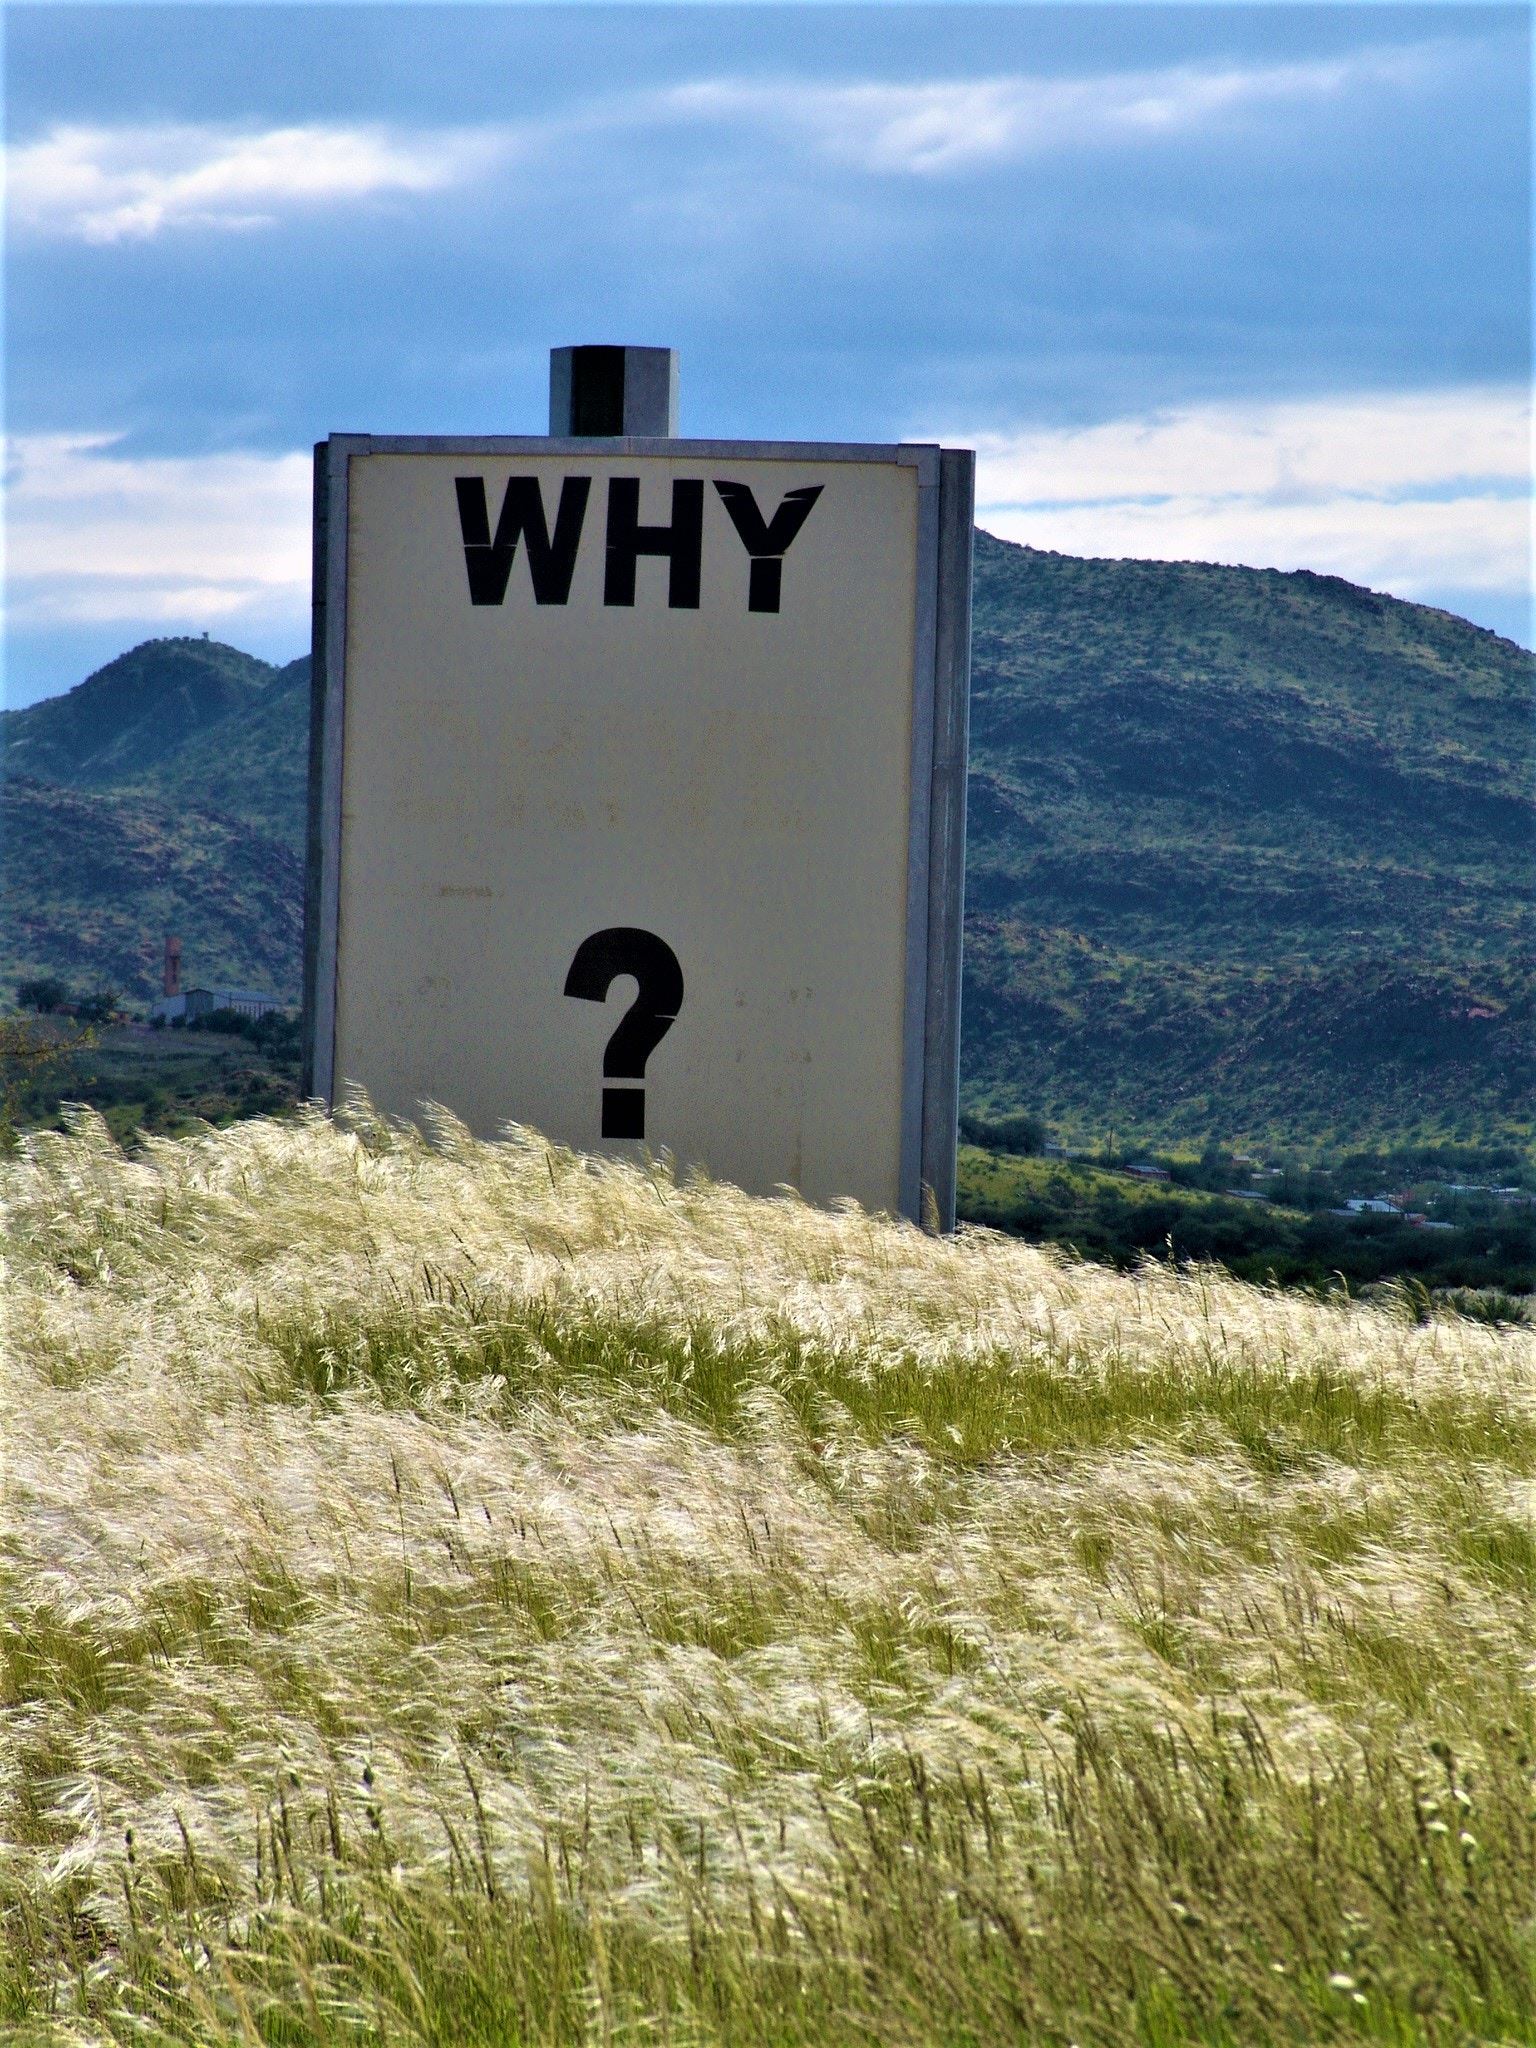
[3, 638, 280, 788]
[963, 536, 1532, 1149]
[1, 775, 303, 1000]
[4, 555, 1531, 1152]
[126, 653, 313, 846]
[2, 637, 309, 1000]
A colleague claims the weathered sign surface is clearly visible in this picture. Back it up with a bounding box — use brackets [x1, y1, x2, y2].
[306, 438, 972, 1222]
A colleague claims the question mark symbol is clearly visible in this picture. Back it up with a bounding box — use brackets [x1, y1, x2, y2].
[563, 928, 685, 1139]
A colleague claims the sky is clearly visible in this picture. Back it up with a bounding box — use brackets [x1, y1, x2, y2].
[4, 2, 1530, 707]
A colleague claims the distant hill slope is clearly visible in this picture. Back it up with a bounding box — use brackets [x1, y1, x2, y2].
[963, 535, 1533, 1148]
[3, 638, 280, 788]
[1, 775, 303, 999]
[126, 654, 312, 847]
[2, 637, 311, 1000]
[4, 552, 1531, 1151]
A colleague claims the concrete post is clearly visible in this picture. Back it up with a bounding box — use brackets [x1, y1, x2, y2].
[549, 346, 679, 437]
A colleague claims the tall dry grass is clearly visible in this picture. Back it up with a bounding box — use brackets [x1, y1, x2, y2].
[3, 1101, 1534, 2044]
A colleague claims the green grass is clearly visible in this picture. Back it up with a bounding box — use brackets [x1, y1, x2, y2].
[2, 1020, 301, 1147]
[4, 1105, 1535, 2042]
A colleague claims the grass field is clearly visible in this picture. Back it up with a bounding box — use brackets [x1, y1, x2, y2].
[5, 1104, 1535, 2044]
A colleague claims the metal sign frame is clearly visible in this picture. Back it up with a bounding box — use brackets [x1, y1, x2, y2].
[303, 435, 973, 1227]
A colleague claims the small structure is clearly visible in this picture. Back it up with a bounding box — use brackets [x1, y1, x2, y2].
[151, 982, 287, 1025]
[151, 933, 286, 1025]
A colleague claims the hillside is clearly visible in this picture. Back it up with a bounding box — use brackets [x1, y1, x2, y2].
[3, 549, 1531, 1150]
[2, 637, 280, 788]
[127, 651, 312, 846]
[964, 535, 1534, 1150]
[1, 638, 310, 1001]
[0, 774, 303, 999]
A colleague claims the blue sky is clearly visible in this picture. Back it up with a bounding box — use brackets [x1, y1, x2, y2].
[5, 3, 1530, 705]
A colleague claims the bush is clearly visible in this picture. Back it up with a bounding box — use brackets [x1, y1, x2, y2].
[16, 975, 69, 1014]
[189, 1007, 255, 1038]
[74, 988, 119, 1026]
[251, 1010, 301, 1061]
[959, 1110, 1049, 1155]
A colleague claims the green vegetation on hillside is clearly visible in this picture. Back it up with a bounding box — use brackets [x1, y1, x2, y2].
[124, 651, 312, 845]
[963, 536, 1534, 1152]
[958, 1145, 1535, 1301]
[0, 773, 303, 1000]
[963, 923, 1532, 1153]
[5, 1111, 1535, 2042]
[1, 638, 310, 1003]
[1, 637, 281, 788]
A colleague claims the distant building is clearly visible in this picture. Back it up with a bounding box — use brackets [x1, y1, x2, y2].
[149, 937, 286, 1023]
[1124, 1164, 1170, 1182]
[1343, 1197, 1399, 1215]
[151, 986, 287, 1024]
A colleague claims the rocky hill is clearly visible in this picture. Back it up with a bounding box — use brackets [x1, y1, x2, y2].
[4, 548, 1531, 1151]
[963, 536, 1532, 1149]
[3, 638, 281, 789]
[1, 773, 303, 1001]
[2, 638, 309, 1001]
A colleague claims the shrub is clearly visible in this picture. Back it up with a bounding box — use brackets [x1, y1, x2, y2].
[15, 975, 69, 1014]
[74, 988, 120, 1026]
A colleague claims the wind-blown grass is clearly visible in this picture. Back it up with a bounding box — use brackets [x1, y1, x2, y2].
[4, 1101, 1534, 2043]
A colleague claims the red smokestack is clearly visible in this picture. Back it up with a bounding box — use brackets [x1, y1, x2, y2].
[164, 936, 182, 998]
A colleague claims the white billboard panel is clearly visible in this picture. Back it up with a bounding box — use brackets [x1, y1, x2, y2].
[306, 438, 972, 1223]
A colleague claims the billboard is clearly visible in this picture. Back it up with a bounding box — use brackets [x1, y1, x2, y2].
[304, 437, 972, 1223]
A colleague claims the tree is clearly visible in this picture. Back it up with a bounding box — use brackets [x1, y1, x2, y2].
[74, 988, 120, 1026]
[16, 976, 68, 1014]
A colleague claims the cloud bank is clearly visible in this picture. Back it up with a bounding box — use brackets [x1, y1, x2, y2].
[662, 46, 1436, 176]
[5, 44, 1442, 243]
[964, 385, 1530, 605]
[4, 436, 313, 630]
[9, 387, 1525, 657]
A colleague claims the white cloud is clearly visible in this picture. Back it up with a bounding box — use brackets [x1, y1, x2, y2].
[3, 44, 1445, 245]
[960, 385, 1532, 601]
[659, 45, 1436, 176]
[4, 435, 313, 629]
[7, 387, 1526, 654]
[5, 122, 507, 242]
